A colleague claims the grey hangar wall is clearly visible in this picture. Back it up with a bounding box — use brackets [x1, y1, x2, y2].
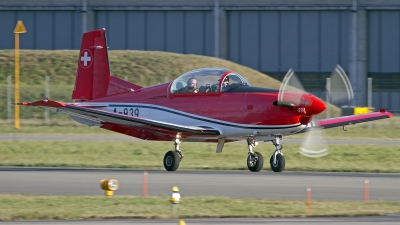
[0, 0, 399, 112]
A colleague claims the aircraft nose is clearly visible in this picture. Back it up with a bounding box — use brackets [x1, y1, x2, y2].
[305, 95, 326, 115]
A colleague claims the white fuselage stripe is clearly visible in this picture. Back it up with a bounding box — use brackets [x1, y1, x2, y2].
[79, 103, 307, 137]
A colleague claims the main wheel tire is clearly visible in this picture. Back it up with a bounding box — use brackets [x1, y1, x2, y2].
[247, 151, 264, 172]
[163, 151, 180, 171]
[270, 153, 285, 172]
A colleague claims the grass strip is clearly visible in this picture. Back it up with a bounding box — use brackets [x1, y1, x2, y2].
[1, 141, 399, 173]
[0, 116, 399, 139]
[0, 50, 282, 88]
[0, 195, 399, 221]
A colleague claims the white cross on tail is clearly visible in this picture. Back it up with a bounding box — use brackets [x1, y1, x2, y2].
[81, 51, 91, 66]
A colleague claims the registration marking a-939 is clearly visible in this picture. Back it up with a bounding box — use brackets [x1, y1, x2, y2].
[113, 107, 139, 117]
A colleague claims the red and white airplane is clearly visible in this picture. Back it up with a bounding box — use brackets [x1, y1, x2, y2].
[18, 29, 392, 172]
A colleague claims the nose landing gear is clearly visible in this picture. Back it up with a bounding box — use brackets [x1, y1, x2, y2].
[270, 136, 286, 172]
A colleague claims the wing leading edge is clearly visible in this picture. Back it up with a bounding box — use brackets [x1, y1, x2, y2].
[302, 110, 392, 132]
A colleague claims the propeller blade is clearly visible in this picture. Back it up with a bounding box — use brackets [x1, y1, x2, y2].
[277, 69, 307, 106]
[328, 65, 354, 105]
[299, 124, 328, 158]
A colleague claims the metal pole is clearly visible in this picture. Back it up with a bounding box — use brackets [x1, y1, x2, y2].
[349, 0, 358, 106]
[307, 187, 312, 215]
[45, 76, 50, 124]
[364, 178, 369, 202]
[14, 21, 26, 129]
[214, 0, 219, 58]
[326, 78, 331, 119]
[14, 33, 20, 129]
[143, 171, 148, 196]
[367, 77, 372, 108]
[82, 0, 87, 33]
[368, 78, 372, 129]
[7, 76, 11, 123]
[357, 9, 368, 106]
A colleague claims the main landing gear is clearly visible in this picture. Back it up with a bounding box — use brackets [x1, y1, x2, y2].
[245, 135, 286, 172]
[246, 137, 263, 172]
[163, 134, 184, 171]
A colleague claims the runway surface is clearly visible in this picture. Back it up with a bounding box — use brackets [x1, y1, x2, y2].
[1, 167, 399, 202]
[1, 216, 400, 225]
[1, 134, 400, 145]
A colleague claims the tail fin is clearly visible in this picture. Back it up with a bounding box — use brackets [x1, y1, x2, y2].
[72, 29, 142, 101]
[72, 29, 111, 101]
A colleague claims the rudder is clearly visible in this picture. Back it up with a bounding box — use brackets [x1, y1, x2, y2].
[72, 28, 111, 101]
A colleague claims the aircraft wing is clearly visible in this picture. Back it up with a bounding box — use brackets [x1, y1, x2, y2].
[16, 99, 220, 136]
[302, 110, 392, 132]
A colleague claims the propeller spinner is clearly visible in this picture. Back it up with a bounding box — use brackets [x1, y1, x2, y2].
[274, 68, 326, 119]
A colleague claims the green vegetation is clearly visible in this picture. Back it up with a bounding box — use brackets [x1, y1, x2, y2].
[0, 50, 282, 87]
[1, 140, 399, 172]
[0, 195, 399, 221]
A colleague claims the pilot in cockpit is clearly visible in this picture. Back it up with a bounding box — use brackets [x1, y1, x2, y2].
[221, 76, 230, 92]
[177, 77, 199, 93]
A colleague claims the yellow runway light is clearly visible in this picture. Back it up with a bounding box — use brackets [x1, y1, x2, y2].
[170, 186, 181, 204]
[170, 186, 181, 214]
[100, 179, 119, 197]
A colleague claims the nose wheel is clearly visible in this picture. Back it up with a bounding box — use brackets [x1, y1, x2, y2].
[270, 153, 285, 172]
[270, 136, 286, 172]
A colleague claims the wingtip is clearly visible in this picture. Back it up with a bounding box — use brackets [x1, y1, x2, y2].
[379, 109, 393, 118]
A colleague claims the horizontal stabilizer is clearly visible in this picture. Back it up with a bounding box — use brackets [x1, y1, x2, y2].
[15, 99, 66, 108]
[107, 76, 143, 96]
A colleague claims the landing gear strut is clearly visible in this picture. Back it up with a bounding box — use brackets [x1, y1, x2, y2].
[163, 134, 184, 171]
[270, 135, 286, 172]
[246, 137, 264, 172]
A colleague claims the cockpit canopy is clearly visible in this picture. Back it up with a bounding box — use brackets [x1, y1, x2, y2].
[170, 68, 250, 94]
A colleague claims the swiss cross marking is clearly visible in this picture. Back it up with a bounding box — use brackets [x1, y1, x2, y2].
[79, 50, 93, 69]
[81, 52, 91, 66]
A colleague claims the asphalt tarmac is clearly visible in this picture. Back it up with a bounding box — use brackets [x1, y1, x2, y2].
[1, 168, 399, 201]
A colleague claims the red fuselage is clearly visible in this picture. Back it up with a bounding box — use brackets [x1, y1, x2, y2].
[92, 82, 326, 126]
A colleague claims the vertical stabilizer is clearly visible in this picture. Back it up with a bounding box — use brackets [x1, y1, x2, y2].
[72, 29, 111, 101]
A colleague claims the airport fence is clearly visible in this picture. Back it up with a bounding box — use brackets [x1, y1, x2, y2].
[0, 78, 73, 122]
